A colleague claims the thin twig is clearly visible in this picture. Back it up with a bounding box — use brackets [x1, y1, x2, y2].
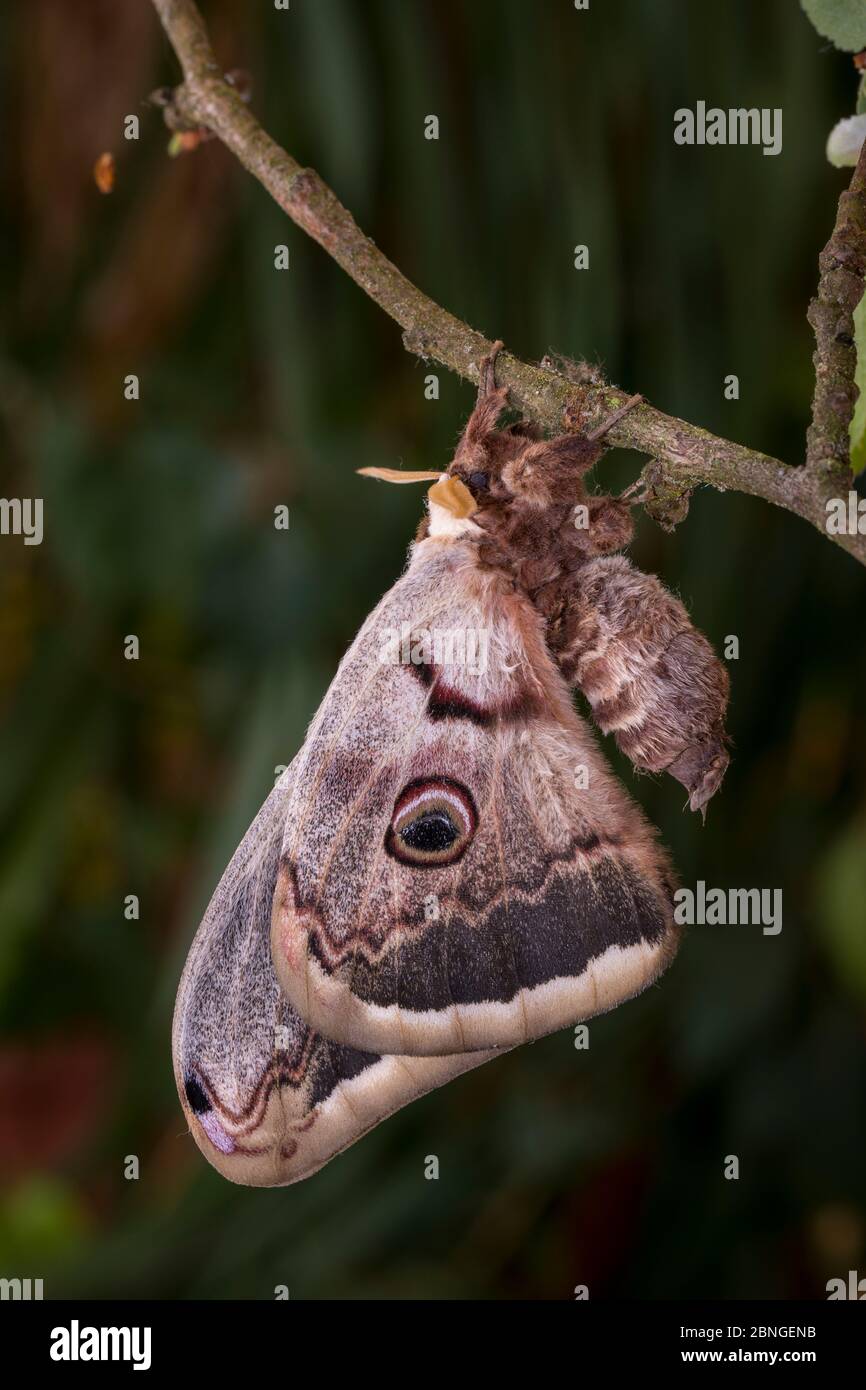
[149, 0, 866, 568]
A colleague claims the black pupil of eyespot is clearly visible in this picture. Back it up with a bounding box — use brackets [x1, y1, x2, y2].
[469, 471, 488, 491]
[185, 1076, 210, 1114]
[400, 811, 458, 853]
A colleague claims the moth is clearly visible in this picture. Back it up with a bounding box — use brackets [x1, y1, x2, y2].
[174, 345, 730, 1183]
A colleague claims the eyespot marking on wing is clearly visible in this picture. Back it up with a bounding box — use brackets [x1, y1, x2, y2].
[183, 1073, 237, 1155]
[385, 777, 477, 866]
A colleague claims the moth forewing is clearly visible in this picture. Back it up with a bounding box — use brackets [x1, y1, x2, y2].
[270, 533, 680, 1058]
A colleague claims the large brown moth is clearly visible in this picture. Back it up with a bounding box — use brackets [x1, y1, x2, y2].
[268, 349, 729, 1057]
[174, 345, 729, 1181]
[173, 761, 496, 1186]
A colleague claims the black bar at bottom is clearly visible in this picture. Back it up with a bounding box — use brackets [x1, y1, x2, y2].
[0, 1297, 862, 1374]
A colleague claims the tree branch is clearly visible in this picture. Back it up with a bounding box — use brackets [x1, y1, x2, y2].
[149, 0, 866, 568]
[807, 138, 866, 482]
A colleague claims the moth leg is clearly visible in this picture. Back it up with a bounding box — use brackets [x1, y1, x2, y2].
[477, 338, 504, 400]
[452, 340, 509, 456]
[586, 392, 643, 441]
[498, 432, 604, 502]
[619, 473, 652, 504]
[542, 554, 730, 815]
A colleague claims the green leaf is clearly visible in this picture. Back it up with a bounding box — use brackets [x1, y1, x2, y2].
[851, 289, 866, 474]
[858, 70, 866, 114]
[802, 0, 866, 51]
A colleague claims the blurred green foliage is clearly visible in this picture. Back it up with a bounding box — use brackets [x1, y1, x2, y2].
[0, 0, 865, 1300]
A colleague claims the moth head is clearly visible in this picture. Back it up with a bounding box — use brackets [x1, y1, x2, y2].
[425, 475, 481, 538]
[385, 777, 478, 866]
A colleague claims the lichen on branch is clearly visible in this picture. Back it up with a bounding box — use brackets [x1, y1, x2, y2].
[807, 139, 866, 481]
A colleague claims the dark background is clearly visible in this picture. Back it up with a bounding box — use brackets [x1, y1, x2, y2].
[1, 0, 865, 1300]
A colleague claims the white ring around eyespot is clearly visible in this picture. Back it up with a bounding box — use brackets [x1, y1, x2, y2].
[395, 787, 473, 837]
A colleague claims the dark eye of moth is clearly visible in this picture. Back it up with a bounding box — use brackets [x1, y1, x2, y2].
[385, 777, 478, 867]
[468, 470, 489, 492]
